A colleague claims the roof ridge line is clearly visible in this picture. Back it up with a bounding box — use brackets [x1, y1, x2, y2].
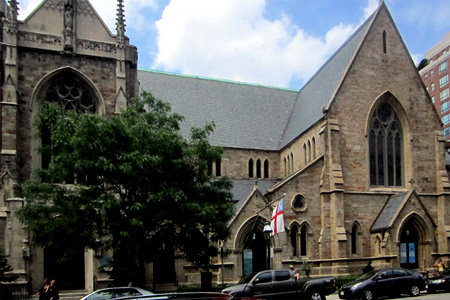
[138, 68, 299, 92]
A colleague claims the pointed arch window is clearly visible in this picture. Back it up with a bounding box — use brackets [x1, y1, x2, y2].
[215, 159, 221, 177]
[351, 223, 361, 255]
[290, 153, 294, 173]
[256, 159, 261, 178]
[369, 101, 403, 187]
[287, 156, 290, 175]
[291, 225, 299, 257]
[283, 157, 287, 177]
[248, 159, 254, 178]
[312, 137, 316, 160]
[263, 159, 269, 178]
[300, 225, 308, 256]
[44, 73, 96, 113]
[303, 143, 307, 165]
[307, 140, 311, 163]
[41, 72, 96, 173]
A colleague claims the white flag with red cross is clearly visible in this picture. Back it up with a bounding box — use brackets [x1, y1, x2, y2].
[271, 199, 285, 235]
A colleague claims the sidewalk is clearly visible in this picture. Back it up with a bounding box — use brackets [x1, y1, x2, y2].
[327, 292, 340, 300]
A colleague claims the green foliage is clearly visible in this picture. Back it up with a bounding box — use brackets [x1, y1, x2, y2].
[417, 58, 428, 71]
[301, 260, 313, 277]
[362, 260, 374, 274]
[335, 274, 360, 288]
[17, 91, 234, 286]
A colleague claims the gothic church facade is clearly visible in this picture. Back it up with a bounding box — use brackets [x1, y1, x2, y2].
[1, 0, 449, 293]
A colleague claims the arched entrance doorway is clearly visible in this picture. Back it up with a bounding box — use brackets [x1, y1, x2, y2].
[400, 221, 419, 269]
[153, 242, 176, 285]
[242, 227, 267, 276]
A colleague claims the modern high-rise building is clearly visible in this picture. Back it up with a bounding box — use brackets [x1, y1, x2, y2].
[419, 31, 450, 140]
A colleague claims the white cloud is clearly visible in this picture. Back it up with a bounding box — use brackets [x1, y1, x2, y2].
[153, 0, 369, 88]
[363, 0, 379, 20]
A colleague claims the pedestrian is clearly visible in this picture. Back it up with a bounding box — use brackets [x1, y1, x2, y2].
[50, 280, 59, 300]
[294, 268, 301, 280]
[36, 278, 51, 300]
[289, 265, 295, 276]
[434, 258, 445, 276]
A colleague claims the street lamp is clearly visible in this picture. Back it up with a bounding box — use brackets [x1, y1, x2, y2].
[263, 221, 272, 270]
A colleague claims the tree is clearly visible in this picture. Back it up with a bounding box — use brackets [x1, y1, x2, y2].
[17, 91, 234, 287]
[417, 58, 428, 71]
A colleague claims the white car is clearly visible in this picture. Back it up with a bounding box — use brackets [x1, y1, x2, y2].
[79, 287, 157, 300]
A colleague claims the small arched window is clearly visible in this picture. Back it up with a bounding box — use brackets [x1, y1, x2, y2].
[303, 143, 307, 165]
[256, 159, 261, 178]
[207, 161, 213, 175]
[307, 140, 311, 163]
[382, 30, 387, 54]
[248, 159, 254, 178]
[284, 157, 287, 177]
[263, 159, 269, 178]
[312, 137, 316, 160]
[290, 153, 294, 173]
[291, 225, 299, 257]
[215, 159, 221, 177]
[300, 225, 308, 257]
[351, 223, 360, 255]
[287, 156, 291, 175]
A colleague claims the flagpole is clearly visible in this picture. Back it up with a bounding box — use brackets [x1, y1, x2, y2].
[255, 193, 286, 216]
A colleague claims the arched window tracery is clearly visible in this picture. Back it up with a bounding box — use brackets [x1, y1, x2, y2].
[369, 101, 403, 186]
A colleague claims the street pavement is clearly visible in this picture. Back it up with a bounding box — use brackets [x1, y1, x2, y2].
[327, 291, 450, 300]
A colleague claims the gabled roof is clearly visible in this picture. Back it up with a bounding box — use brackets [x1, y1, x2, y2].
[371, 191, 408, 232]
[279, 13, 374, 148]
[370, 189, 436, 232]
[138, 70, 297, 150]
[231, 179, 278, 209]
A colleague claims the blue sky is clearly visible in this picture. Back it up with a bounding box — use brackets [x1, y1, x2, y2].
[19, 0, 450, 90]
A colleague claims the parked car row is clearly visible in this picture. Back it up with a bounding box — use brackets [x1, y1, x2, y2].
[79, 267, 450, 300]
[339, 267, 450, 300]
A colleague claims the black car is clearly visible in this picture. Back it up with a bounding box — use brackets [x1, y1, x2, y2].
[427, 268, 450, 293]
[339, 268, 425, 300]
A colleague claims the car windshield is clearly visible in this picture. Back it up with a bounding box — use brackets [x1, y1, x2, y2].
[238, 273, 257, 284]
[356, 270, 377, 281]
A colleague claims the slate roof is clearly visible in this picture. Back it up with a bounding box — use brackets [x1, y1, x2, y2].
[137, 9, 376, 151]
[279, 17, 373, 148]
[231, 179, 278, 211]
[138, 71, 297, 150]
[371, 192, 409, 232]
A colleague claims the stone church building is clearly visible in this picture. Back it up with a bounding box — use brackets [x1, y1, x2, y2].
[1, 0, 449, 294]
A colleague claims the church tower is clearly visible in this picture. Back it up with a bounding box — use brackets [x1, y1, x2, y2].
[0, 0, 138, 292]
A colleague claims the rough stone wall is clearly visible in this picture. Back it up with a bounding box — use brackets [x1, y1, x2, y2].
[280, 121, 323, 177]
[16, 48, 117, 183]
[330, 8, 442, 193]
[221, 148, 279, 180]
[325, 6, 450, 270]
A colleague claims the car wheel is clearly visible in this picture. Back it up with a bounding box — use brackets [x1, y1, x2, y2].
[362, 289, 375, 300]
[309, 291, 325, 300]
[409, 285, 420, 296]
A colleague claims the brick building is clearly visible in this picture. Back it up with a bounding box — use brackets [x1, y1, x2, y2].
[1, 0, 449, 294]
[419, 31, 450, 141]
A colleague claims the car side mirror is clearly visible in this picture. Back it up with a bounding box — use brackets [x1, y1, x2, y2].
[253, 278, 260, 284]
